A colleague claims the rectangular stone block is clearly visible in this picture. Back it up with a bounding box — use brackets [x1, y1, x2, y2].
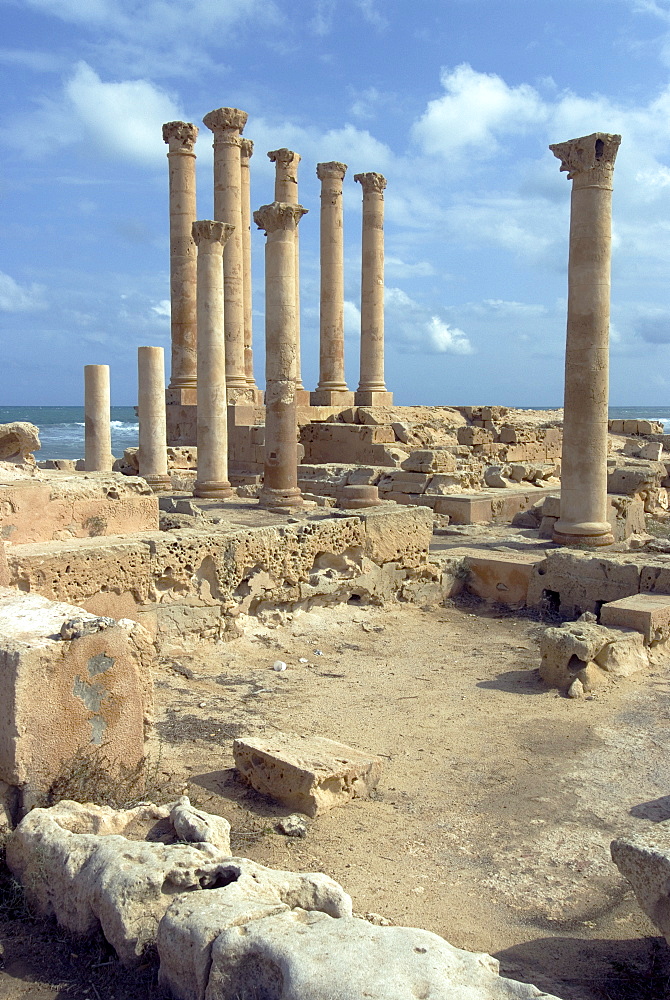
[457, 426, 493, 446]
[378, 471, 430, 494]
[600, 593, 670, 644]
[542, 494, 561, 518]
[233, 732, 382, 817]
[465, 551, 546, 607]
[609, 419, 625, 433]
[623, 419, 639, 435]
[0, 588, 153, 799]
[433, 496, 492, 523]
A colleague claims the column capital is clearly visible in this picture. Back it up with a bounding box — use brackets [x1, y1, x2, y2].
[162, 121, 198, 152]
[254, 201, 308, 234]
[192, 220, 235, 247]
[267, 147, 301, 169]
[549, 132, 621, 184]
[354, 171, 387, 194]
[203, 107, 248, 135]
[240, 137, 254, 160]
[317, 161, 347, 181]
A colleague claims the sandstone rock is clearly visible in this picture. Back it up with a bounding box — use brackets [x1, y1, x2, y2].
[276, 814, 308, 837]
[484, 465, 512, 488]
[170, 796, 231, 853]
[401, 449, 456, 474]
[611, 828, 670, 945]
[607, 459, 665, 496]
[539, 621, 648, 693]
[233, 732, 382, 817]
[391, 421, 410, 444]
[204, 909, 563, 1000]
[0, 422, 40, 464]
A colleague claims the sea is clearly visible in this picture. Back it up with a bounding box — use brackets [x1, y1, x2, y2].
[1, 404, 670, 462]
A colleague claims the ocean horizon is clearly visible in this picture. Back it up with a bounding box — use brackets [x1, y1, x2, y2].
[1, 404, 669, 462]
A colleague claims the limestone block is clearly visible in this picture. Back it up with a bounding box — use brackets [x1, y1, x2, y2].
[638, 419, 663, 435]
[167, 446, 198, 469]
[539, 515, 558, 539]
[607, 494, 646, 540]
[378, 471, 430, 494]
[234, 733, 381, 817]
[0, 541, 8, 587]
[204, 909, 562, 1000]
[365, 444, 408, 467]
[601, 593, 670, 644]
[483, 465, 512, 488]
[424, 473, 468, 496]
[0, 422, 40, 464]
[623, 419, 639, 435]
[0, 472, 158, 544]
[433, 496, 492, 524]
[526, 550, 643, 618]
[391, 421, 410, 443]
[0, 588, 153, 797]
[539, 620, 648, 692]
[361, 504, 432, 567]
[401, 449, 456, 474]
[457, 426, 493, 446]
[499, 425, 537, 444]
[607, 460, 665, 496]
[609, 419, 625, 433]
[345, 466, 385, 486]
[38, 459, 77, 471]
[611, 828, 670, 946]
[542, 494, 561, 518]
[170, 797, 231, 853]
[464, 551, 545, 607]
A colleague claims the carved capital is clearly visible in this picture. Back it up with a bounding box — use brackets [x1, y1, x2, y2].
[192, 220, 235, 247]
[162, 121, 198, 152]
[267, 148, 301, 168]
[240, 138, 254, 161]
[354, 171, 387, 195]
[317, 161, 347, 182]
[202, 107, 248, 135]
[254, 201, 308, 234]
[549, 132, 621, 183]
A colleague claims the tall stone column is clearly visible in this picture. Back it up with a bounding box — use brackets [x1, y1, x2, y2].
[311, 161, 354, 406]
[162, 121, 198, 447]
[137, 347, 171, 492]
[267, 148, 308, 399]
[202, 107, 252, 399]
[84, 364, 113, 472]
[550, 132, 621, 548]
[354, 172, 393, 406]
[192, 220, 235, 499]
[240, 138, 259, 394]
[253, 202, 308, 508]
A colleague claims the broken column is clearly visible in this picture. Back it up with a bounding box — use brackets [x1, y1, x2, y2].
[137, 346, 171, 492]
[240, 137, 259, 395]
[84, 364, 113, 472]
[267, 148, 307, 400]
[550, 133, 621, 548]
[311, 162, 355, 406]
[192, 220, 235, 499]
[253, 202, 307, 508]
[202, 107, 251, 397]
[354, 172, 392, 406]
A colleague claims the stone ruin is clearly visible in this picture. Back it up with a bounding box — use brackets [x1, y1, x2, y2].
[3, 124, 670, 998]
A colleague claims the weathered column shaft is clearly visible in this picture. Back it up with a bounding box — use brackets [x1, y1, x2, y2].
[254, 202, 307, 507]
[550, 132, 621, 548]
[203, 107, 248, 391]
[137, 347, 171, 491]
[268, 149, 304, 391]
[314, 161, 351, 399]
[192, 220, 235, 499]
[84, 364, 112, 472]
[240, 138, 257, 388]
[162, 121, 198, 391]
[354, 172, 391, 405]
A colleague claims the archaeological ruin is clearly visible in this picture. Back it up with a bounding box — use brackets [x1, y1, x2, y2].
[4, 117, 670, 1000]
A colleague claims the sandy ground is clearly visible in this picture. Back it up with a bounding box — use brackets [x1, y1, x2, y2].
[2, 596, 670, 999]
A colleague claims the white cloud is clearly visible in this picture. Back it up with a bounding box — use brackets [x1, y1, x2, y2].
[412, 63, 547, 160]
[0, 48, 64, 72]
[385, 256, 435, 278]
[384, 286, 473, 355]
[0, 272, 47, 312]
[426, 316, 473, 354]
[344, 299, 361, 339]
[64, 62, 184, 164]
[151, 300, 171, 318]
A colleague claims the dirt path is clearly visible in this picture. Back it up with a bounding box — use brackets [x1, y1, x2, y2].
[2, 598, 670, 999]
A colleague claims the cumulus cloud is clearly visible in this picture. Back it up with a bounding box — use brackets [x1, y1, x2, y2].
[425, 316, 473, 354]
[151, 300, 171, 319]
[0, 272, 47, 312]
[384, 286, 473, 355]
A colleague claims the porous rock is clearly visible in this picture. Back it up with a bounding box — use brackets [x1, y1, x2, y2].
[611, 827, 670, 945]
[539, 621, 648, 693]
[170, 796, 231, 853]
[0, 422, 40, 464]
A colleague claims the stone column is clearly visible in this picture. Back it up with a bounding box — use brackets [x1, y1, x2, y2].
[192, 220, 235, 499]
[253, 201, 308, 508]
[550, 132, 621, 548]
[311, 161, 354, 406]
[84, 364, 112, 472]
[202, 107, 251, 398]
[354, 172, 393, 406]
[137, 347, 171, 492]
[240, 137, 259, 394]
[267, 148, 307, 398]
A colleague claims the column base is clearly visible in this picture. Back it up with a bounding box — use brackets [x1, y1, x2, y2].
[354, 390, 394, 406]
[552, 519, 614, 548]
[310, 389, 355, 406]
[194, 480, 234, 499]
[142, 473, 173, 493]
[258, 486, 303, 509]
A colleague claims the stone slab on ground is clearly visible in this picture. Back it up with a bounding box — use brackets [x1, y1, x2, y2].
[0, 588, 153, 800]
[611, 826, 670, 946]
[600, 592, 670, 644]
[233, 732, 382, 817]
[464, 550, 547, 607]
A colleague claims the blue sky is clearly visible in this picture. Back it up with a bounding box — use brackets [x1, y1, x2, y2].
[2, 0, 670, 406]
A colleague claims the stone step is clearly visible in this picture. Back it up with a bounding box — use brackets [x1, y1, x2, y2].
[600, 593, 670, 643]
